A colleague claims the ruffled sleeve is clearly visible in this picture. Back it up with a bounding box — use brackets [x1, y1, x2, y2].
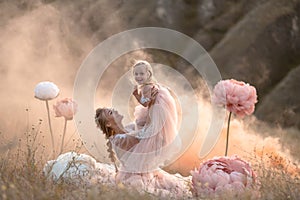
[110, 134, 139, 152]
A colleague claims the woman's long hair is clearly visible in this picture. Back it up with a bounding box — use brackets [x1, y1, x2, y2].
[95, 108, 118, 172]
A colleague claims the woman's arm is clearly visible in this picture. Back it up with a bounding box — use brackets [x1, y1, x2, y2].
[132, 85, 142, 102]
[112, 134, 139, 151]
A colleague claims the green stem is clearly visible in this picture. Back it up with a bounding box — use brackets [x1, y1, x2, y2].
[60, 118, 68, 154]
[225, 112, 232, 157]
[45, 100, 55, 157]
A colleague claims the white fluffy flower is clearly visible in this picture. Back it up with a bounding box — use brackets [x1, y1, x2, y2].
[43, 152, 116, 185]
[44, 152, 96, 181]
[34, 81, 59, 100]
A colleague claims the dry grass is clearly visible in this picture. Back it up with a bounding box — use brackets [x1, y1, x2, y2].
[0, 119, 157, 200]
[0, 120, 300, 200]
[250, 151, 300, 200]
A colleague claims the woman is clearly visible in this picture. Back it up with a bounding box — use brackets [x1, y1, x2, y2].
[95, 108, 139, 171]
[95, 107, 188, 195]
[95, 102, 181, 172]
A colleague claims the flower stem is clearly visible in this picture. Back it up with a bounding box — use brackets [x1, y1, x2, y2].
[225, 112, 232, 156]
[60, 119, 68, 155]
[45, 100, 55, 158]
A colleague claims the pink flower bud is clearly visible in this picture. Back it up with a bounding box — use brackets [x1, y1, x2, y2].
[53, 98, 78, 120]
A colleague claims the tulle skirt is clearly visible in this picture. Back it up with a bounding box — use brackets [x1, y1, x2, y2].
[116, 169, 191, 198]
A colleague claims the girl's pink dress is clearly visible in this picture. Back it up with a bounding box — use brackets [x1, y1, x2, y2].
[112, 83, 182, 173]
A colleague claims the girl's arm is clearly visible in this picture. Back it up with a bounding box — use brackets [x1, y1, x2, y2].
[133, 85, 158, 107]
[139, 85, 153, 107]
[132, 85, 150, 107]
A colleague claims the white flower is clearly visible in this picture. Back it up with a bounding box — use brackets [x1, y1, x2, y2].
[43, 152, 116, 185]
[43, 152, 96, 182]
[34, 81, 59, 100]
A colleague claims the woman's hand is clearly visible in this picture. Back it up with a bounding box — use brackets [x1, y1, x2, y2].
[132, 85, 141, 100]
[132, 85, 139, 96]
[148, 86, 158, 107]
[132, 85, 138, 95]
[150, 86, 158, 100]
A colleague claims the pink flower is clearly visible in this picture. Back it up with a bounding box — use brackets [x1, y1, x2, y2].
[191, 155, 257, 198]
[53, 98, 78, 120]
[212, 79, 258, 117]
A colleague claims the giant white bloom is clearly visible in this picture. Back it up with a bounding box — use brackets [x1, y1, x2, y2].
[34, 81, 59, 100]
[43, 152, 116, 185]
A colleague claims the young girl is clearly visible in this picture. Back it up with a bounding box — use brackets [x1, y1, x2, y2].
[131, 60, 158, 130]
[129, 60, 181, 171]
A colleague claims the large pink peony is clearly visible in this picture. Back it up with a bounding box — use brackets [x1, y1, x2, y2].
[191, 155, 257, 198]
[53, 98, 78, 120]
[212, 79, 257, 117]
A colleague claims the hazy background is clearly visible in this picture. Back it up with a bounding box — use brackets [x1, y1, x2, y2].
[0, 0, 299, 174]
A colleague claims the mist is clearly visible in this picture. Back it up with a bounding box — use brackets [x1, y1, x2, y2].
[0, 1, 299, 177]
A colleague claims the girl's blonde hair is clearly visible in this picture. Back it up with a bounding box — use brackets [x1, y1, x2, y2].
[132, 60, 155, 84]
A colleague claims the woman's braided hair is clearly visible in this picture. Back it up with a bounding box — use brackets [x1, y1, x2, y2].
[95, 108, 118, 172]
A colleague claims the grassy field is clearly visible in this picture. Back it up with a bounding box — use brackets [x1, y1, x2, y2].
[0, 120, 299, 200]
